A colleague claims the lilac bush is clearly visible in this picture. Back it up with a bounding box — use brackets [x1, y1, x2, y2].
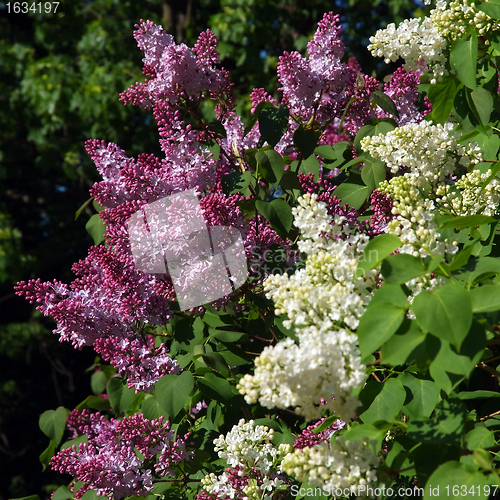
[17, 2, 500, 499]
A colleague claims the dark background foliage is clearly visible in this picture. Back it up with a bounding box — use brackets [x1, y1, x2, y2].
[0, 0, 423, 497]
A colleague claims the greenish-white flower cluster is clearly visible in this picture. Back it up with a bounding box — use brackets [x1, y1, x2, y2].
[237, 194, 378, 421]
[379, 176, 458, 259]
[360, 121, 482, 190]
[436, 169, 500, 217]
[368, 1, 499, 83]
[431, 0, 500, 40]
[282, 436, 380, 497]
[201, 419, 291, 500]
[368, 17, 447, 84]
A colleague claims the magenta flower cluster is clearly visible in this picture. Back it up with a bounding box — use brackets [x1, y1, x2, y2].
[94, 335, 181, 393]
[50, 410, 192, 499]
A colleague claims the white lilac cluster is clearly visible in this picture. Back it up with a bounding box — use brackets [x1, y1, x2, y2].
[431, 0, 500, 40]
[282, 436, 380, 497]
[361, 121, 482, 190]
[367, 17, 447, 84]
[201, 419, 291, 500]
[378, 176, 458, 259]
[238, 194, 378, 421]
[368, 1, 499, 84]
[436, 169, 500, 217]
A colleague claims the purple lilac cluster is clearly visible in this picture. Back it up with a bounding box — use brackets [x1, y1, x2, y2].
[277, 13, 354, 123]
[293, 417, 346, 450]
[382, 66, 426, 125]
[50, 410, 192, 499]
[15, 20, 284, 349]
[94, 335, 181, 393]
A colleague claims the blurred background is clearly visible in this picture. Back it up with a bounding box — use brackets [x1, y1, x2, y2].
[0, 0, 424, 497]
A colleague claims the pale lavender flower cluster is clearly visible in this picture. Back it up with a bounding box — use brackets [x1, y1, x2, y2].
[277, 12, 354, 122]
[120, 21, 232, 110]
[50, 410, 192, 499]
[94, 335, 181, 393]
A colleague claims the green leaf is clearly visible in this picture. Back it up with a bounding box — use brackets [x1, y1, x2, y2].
[60, 434, 87, 451]
[360, 156, 386, 190]
[466, 427, 497, 450]
[107, 377, 137, 414]
[354, 118, 397, 153]
[298, 154, 320, 182]
[412, 284, 472, 349]
[357, 234, 401, 273]
[380, 319, 426, 366]
[314, 144, 338, 160]
[470, 285, 500, 313]
[244, 101, 273, 137]
[255, 198, 293, 239]
[407, 398, 467, 446]
[280, 170, 301, 198]
[255, 149, 285, 186]
[312, 415, 342, 433]
[293, 125, 321, 159]
[39, 440, 56, 471]
[372, 90, 399, 118]
[75, 197, 92, 221]
[479, 0, 500, 19]
[471, 87, 494, 125]
[430, 322, 485, 381]
[39, 406, 69, 445]
[258, 105, 289, 147]
[209, 328, 247, 342]
[437, 214, 497, 229]
[428, 76, 461, 124]
[217, 343, 253, 366]
[85, 213, 106, 245]
[221, 171, 253, 195]
[81, 491, 98, 500]
[51, 486, 73, 500]
[369, 284, 409, 309]
[359, 378, 406, 424]
[141, 395, 167, 420]
[450, 33, 478, 89]
[357, 302, 405, 359]
[333, 183, 370, 210]
[156, 371, 195, 418]
[200, 352, 228, 371]
[76, 395, 111, 411]
[198, 372, 232, 403]
[342, 423, 387, 451]
[381, 253, 428, 285]
[90, 370, 107, 395]
[400, 373, 440, 419]
[424, 461, 489, 499]
[457, 390, 500, 400]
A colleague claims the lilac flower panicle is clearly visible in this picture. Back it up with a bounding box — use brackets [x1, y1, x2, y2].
[51, 410, 192, 499]
[94, 335, 180, 393]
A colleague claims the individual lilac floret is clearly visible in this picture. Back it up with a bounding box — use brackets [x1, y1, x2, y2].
[51, 410, 192, 499]
[94, 335, 181, 393]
